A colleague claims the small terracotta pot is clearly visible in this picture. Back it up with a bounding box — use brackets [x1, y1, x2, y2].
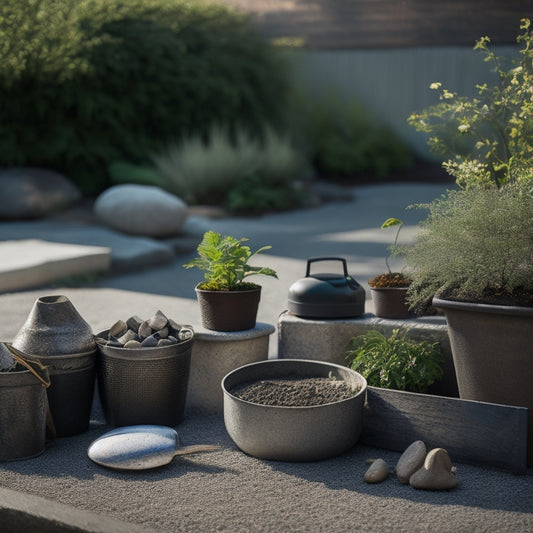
[195, 286, 261, 331]
[370, 287, 413, 319]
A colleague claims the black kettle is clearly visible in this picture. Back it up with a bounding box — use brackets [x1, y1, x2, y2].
[288, 257, 366, 318]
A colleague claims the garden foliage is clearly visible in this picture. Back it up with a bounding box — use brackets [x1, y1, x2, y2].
[398, 180, 533, 313]
[346, 329, 444, 393]
[408, 19, 533, 189]
[150, 127, 309, 210]
[0, 0, 290, 194]
[183, 231, 278, 291]
[290, 92, 413, 180]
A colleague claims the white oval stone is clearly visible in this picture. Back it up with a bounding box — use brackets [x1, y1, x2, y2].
[396, 440, 427, 484]
[88, 425, 179, 470]
[363, 458, 389, 483]
[94, 184, 187, 237]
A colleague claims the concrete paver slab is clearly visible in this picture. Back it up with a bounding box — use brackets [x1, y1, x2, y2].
[0, 239, 110, 293]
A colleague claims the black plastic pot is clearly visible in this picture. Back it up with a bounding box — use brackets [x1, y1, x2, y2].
[370, 286, 413, 319]
[196, 286, 261, 331]
[96, 332, 193, 427]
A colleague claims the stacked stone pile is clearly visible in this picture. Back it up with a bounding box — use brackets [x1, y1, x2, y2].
[96, 310, 193, 349]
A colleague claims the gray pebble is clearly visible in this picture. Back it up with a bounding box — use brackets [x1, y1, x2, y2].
[124, 340, 142, 349]
[364, 459, 389, 483]
[118, 329, 137, 345]
[140, 335, 159, 347]
[126, 315, 143, 332]
[157, 338, 174, 347]
[138, 321, 152, 340]
[147, 310, 168, 331]
[157, 327, 169, 339]
[109, 320, 128, 338]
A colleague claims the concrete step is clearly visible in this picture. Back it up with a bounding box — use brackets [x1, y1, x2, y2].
[0, 239, 110, 293]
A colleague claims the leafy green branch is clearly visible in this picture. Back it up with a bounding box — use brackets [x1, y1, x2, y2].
[408, 18, 533, 189]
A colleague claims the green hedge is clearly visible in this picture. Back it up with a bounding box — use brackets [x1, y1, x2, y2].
[0, 0, 290, 194]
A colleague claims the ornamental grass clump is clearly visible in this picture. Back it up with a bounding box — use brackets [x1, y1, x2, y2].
[397, 180, 533, 314]
[345, 329, 444, 393]
[152, 127, 308, 208]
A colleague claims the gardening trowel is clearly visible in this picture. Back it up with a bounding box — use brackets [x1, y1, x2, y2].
[88, 425, 220, 470]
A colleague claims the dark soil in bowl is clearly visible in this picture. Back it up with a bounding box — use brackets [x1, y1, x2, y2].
[229, 375, 360, 407]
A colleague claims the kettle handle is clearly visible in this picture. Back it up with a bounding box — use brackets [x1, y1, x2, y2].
[306, 257, 349, 278]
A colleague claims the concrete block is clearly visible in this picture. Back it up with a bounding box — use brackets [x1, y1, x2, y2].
[0, 239, 110, 293]
[187, 322, 275, 414]
[277, 311, 457, 397]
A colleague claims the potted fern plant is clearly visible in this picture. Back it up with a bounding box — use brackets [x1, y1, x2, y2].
[368, 218, 413, 319]
[184, 231, 278, 331]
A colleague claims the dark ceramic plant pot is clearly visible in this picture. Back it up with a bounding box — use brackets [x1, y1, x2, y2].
[222, 359, 367, 461]
[11, 295, 97, 437]
[196, 286, 261, 331]
[370, 287, 413, 319]
[0, 369, 47, 461]
[96, 331, 193, 427]
[433, 297, 533, 467]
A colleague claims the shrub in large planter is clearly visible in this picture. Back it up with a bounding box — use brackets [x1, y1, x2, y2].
[400, 182, 533, 465]
[404, 20, 533, 465]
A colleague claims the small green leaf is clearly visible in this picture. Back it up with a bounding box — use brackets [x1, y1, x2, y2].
[381, 218, 403, 229]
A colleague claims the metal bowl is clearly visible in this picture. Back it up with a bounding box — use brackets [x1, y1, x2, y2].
[222, 359, 367, 461]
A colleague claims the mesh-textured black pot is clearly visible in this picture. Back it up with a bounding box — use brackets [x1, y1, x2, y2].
[0, 369, 47, 461]
[196, 286, 261, 331]
[96, 332, 193, 427]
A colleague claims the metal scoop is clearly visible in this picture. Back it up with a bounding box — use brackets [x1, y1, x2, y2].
[88, 425, 220, 470]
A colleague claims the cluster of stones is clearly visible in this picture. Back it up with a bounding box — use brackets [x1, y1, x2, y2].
[363, 440, 458, 491]
[97, 310, 193, 349]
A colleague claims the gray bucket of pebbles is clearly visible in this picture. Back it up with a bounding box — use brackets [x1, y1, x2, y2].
[95, 311, 194, 427]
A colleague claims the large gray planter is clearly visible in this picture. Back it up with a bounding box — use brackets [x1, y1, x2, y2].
[222, 359, 367, 461]
[432, 297, 533, 467]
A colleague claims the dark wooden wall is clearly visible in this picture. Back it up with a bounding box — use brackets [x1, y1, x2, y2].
[219, 0, 532, 49]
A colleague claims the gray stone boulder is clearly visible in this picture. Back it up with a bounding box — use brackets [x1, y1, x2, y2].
[94, 184, 188, 238]
[0, 167, 82, 219]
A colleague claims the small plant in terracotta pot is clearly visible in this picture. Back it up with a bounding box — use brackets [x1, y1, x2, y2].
[184, 230, 278, 331]
[368, 218, 412, 318]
